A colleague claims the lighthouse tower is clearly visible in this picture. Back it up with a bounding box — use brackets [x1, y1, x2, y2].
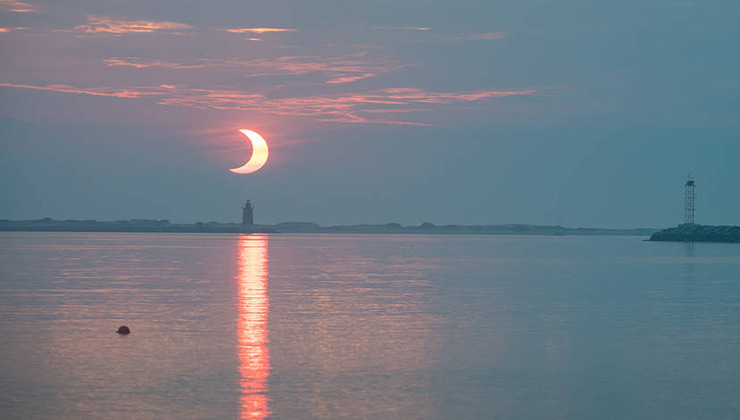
[242, 199, 254, 226]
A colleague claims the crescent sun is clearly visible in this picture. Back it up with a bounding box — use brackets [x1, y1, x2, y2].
[229, 129, 269, 174]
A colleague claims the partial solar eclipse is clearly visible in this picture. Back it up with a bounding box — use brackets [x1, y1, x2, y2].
[229, 129, 269, 174]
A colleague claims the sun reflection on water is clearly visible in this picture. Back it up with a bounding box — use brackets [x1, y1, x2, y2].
[236, 234, 270, 419]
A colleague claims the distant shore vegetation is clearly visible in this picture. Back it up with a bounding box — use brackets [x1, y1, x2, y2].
[649, 224, 740, 243]
[0, 218, 658, 236]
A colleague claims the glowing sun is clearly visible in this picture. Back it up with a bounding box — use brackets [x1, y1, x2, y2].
[229, 129, 269, 174]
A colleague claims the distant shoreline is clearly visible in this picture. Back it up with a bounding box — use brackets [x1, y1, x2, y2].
[0, 218, 657, 236]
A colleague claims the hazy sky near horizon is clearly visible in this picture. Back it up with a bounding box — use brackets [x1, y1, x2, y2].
[1, 0, 738, 228]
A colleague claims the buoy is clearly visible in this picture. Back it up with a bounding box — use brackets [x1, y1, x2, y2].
[117, 326, 131, 334]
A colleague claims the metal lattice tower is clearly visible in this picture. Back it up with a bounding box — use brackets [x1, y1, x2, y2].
[684, 176, 695, 225]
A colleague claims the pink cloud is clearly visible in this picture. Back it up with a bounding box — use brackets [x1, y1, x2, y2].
[157, 85, 536, 125]
[103, 58, 236, 70]
[224, 27, 295, 34]
[240, 54, 404, 84]
[0, 82, 535, 126]
[104, 58, 185, 68]
[103, 52, 407, 84]
[0, 0, 35, 13]
[0, 82, 168, 98]
[372, 26, 432, 31]
[74, 16, 191, 34]
[0, 27, 28, 32]
[326, 74, 379, 84]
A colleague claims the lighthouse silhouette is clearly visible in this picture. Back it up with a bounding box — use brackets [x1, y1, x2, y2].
[242, 199, 254, 226]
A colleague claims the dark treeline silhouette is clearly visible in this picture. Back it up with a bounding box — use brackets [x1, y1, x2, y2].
[650, 224, 740, 243]
[0, 218, 658, 236]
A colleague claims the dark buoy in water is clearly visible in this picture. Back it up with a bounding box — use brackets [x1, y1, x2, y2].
[116, 326, 131, 335]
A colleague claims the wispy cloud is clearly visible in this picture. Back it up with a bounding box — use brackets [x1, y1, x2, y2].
[0, 0, 36, 13]
[74, 16, 191, 34]
[224, 27, 296, 34]
[103, 51, 407, 84]
[104, 57, 213, 69]
[454, 31, 507, 40]
[105, 58, 177, 68]
[0, 26, 28, 33]
[373, 26, 432, 31]
[0, 82, 167, 98]
[0, 82, 536, 126]
[325, 74, 378, 84]
[237, 52, 405, 84]
[153, 86, 445, 125]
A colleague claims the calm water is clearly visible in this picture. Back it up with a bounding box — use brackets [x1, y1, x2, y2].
[1, 232, 740, 419]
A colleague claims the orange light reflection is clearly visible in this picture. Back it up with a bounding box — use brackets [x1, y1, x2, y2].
[236, 234, 271, 419]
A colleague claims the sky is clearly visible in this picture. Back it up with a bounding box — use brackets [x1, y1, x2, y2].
[1, 0, 738, 228]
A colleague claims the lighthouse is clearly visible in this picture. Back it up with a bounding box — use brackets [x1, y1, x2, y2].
[242, 199, 254, 226]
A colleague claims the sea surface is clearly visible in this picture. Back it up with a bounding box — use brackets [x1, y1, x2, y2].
[1, 232, 740, 419]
